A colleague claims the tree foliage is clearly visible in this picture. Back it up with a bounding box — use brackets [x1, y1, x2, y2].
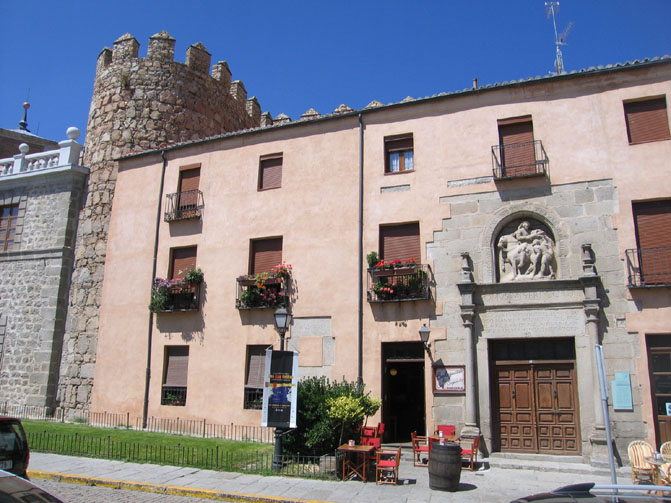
[282, 377, 380, 456]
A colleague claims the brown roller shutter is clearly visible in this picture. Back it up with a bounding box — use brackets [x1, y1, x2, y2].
[245, 346, 267, 389]
[498, 118, 535, 176]
[380, 223, 421, 262]
[178, 168, 201, 208]
[634, 200, 671, 284]
[624, 98, 671, 144]
[259, 154, 283, 190]
[385, 136, 413, 152]
[170, 246, 197, 279]
[164, 346, 189, 386]
[251, 238, 283, 274]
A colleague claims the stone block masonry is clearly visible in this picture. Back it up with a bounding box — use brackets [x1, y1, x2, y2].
[58, 32, 267, 416]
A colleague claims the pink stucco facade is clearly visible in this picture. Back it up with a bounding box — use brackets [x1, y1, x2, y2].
[93, 58, 671, 463]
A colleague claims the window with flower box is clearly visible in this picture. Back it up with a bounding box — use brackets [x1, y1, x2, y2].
[368, 223, 430, 302]
[236, 238, 290, 309]
[150, 246, 202, 313]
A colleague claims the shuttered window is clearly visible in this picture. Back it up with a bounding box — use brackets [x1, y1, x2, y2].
[178, 167, 200, 209]
[498, 116, 536, 176]
[251, 238, 282, 274]
[170, 246, 197, 279]
[163, 346, 189, 387]
[0, 204, 19, 251]
[245, 346, 267, 389]
[258, 154, 283, 190]
[634, 200, 671, 284]
[380, 223, 421, 262]
[624, 97, 671, 144]
[385, 134, 414, 173]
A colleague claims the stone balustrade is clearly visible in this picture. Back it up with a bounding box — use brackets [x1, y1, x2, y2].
[0, 127, 84, 178]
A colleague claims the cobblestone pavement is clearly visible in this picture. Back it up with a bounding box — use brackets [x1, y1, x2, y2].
[35, 479, 223, 502]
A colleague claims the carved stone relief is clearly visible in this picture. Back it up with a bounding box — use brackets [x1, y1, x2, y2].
[496, 219, 557, 282]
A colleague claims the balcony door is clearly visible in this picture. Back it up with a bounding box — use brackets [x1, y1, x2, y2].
[498, 116, 536, 177]
[647, 335, 671, 446]
[633, 200, 671, 285]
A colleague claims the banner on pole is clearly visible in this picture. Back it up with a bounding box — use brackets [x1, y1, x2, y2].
[261, 350, 298, 429]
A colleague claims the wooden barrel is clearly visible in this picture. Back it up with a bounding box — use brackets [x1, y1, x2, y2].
[428, 442, 462, 491]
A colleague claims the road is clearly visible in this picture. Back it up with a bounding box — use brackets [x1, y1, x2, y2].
[33, 479, 225, 502]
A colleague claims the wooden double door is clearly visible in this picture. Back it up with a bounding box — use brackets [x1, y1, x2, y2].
[493, 361, 580, 454]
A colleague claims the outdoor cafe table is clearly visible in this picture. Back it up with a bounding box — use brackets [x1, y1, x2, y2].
[645, 455, 670, 486]
[337, 443, 375, 482]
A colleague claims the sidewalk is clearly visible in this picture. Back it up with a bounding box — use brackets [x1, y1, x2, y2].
[27, 450, 632, 503]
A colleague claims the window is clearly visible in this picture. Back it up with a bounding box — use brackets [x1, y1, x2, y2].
[633, 200, 671, 285]
[624, 97, 671, 144]
[380, 223, 421, 262]
[170, 246, 197, 279]
[258, 153, 283, 190]
[244, 345, 267, 409]
[251, 237, 282, 274]
[177, 165, 200, 209]
[497, 116, 536, 177]
[162, 346, 189, 406]
[0, 204, 18, 251]
[384, 134, 414, 173]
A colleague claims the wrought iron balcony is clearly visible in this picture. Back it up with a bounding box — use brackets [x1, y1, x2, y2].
[367, 264, 431, 303]
[236, 274, 289, 310]
[491, 140, 548, 179]
[626, 247, 671, 287]
[150, 281, 201, 313]
[164, 190, 204, 222]
[161, 386, 187, 406]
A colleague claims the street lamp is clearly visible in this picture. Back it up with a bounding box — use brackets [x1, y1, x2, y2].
[419, 324, 431, 356]
[273, 307, 290, 351]
[272, 307, 291, 471]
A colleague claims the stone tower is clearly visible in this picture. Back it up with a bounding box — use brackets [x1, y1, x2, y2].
[57, 31, 268, 416]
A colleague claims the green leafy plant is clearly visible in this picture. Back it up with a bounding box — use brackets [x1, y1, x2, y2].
[183, 267, 204, 284]
[282, 377, 380, 456]
[366, 251, 379, 268]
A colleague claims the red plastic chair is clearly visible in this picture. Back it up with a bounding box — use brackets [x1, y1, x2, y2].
[434, 424, 456, 440]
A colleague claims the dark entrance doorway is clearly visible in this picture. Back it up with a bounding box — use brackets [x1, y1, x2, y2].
[382, 342, 425, 443]
[490, 338, 581, 455]
[647, 334, 671, 446]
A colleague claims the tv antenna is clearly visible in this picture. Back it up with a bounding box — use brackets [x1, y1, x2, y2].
[545, 2, 573, 74]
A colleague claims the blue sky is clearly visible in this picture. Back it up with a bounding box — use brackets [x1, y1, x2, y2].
[1, 1, 669, 144]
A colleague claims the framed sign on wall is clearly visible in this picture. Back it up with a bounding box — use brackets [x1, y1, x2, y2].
[432, 365, 465, 394]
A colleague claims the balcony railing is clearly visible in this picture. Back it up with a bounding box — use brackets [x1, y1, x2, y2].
[151, 283, 201, 312]
[236, 274, 289, 309]
[164, 190, 204, 222]
[491, 140, 548, 179]
[367, 264, 431, 303]
[161, 386, 187, 406]
[626, 247, 671, 287]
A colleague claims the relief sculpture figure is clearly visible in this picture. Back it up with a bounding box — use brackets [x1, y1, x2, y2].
[497, 221, 557, 281]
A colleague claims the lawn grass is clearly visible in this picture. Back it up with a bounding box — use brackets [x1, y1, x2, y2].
[22, 419, 273, 456]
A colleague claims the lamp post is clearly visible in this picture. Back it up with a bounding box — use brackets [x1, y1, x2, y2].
[272, 307, 291, 471]
[419, 324, 431, 356]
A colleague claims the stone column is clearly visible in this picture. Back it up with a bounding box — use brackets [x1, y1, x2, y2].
[457, 253, 480, 437]
[579, 244, 608, 466]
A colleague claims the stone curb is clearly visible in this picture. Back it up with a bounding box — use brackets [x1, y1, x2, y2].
[28, 470, 332, 503]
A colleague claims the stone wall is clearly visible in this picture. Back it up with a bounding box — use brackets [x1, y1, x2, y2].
[58, 31, 266, 415]
[0, 173, 86, 407]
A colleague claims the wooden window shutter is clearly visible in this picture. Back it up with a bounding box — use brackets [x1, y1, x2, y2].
[498, 117, 535, 176]
[245, 346, 267, 389]
[259, 154, 283, 190]
[634, 200, 671, 284]
[170, 246, 197, 279]
[380, 223, 421, 262]
[164, 346, 189, 386]
[178, 168, 201, 209]
[251, 238, 283, 274]
[624, 98, 671, 144]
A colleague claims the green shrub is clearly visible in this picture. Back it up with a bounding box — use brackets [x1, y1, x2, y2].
[282, 377, 380, 456]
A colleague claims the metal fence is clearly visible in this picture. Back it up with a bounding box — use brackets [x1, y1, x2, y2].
[27, 431, 337, 479]
[0, 403, 274, 443]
